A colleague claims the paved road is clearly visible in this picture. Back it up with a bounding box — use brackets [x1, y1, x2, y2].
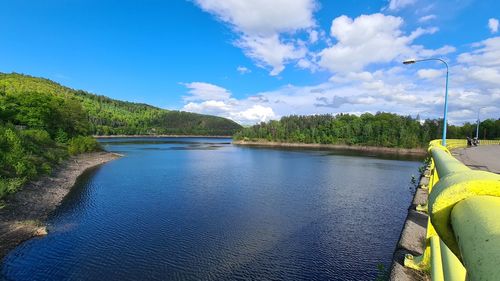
[453, 144, 500, 174]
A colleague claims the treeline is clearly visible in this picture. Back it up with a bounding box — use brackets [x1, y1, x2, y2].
[234, 113, 500, 148]
[0, 73, 242, 136]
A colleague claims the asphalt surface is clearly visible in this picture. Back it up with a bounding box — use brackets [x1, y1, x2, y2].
[453, 144, 500, 174]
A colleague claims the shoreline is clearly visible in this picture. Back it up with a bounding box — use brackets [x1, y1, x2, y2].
[0, 151, 121, 261]
[94, 134, 232, 139]
[233, 140, 427, 156]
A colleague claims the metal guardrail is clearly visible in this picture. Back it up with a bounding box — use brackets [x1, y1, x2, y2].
[405, 139, 500, 280]
[430, 139, 500, 150]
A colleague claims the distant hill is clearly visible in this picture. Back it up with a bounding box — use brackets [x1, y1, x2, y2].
[0, 73, 242, 136]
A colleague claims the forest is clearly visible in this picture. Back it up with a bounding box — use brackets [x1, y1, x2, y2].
[0, 72, 241, 200]
[233, 113, 500, 148]
[0, 73, 242, 136]
[0, 83, 98, 200]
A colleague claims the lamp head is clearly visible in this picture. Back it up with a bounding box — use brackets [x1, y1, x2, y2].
[403, 59, 416, 65]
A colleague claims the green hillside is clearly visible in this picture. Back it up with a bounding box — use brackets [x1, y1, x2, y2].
[0, 73, 242, 136]
[0, 72, 241, 200]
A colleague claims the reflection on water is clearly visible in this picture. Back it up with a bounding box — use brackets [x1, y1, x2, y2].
[1, 138, 420, 281]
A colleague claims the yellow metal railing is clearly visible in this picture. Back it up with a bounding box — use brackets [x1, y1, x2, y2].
[430, 139, 500, 150]
[405, 139, 500, 280]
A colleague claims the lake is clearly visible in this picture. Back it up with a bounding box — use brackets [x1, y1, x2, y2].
[1, 138, 421, 281]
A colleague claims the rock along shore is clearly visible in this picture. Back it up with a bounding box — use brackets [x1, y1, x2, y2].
[0, 151, 121, 261]
[233, 140, 427, 156]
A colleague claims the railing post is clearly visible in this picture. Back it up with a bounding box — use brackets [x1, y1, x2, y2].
[430, 236, 444, 281]
[440, 239, 466, 281]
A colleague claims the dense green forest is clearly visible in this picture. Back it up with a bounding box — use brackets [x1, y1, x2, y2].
[234, 113, 500, 148]
[0, 80, 99, 200]
[0, 73, 242, 136]
[0, 72, 241, 200]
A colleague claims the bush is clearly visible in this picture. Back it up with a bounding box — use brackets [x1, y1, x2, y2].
[0, 125, 69, 200]
[67, 136, 101, 155]
[21, 129, 52, 146]
[0, 177, 26, 199]
[54, 128, 69, 143]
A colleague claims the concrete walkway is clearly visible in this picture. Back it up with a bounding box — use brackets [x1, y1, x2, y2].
[453, 145, 500, 174]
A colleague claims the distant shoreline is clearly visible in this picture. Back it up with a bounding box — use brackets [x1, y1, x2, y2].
[94, 135, 232, 139]
[0, 152, 121, 261]
[232, 140, 427, 156]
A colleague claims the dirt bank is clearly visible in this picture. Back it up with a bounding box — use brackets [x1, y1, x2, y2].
[233, 140, 427, 156]
[0, 151, 120, 261]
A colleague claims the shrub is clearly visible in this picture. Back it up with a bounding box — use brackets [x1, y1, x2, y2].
[0, 177, 26, 199]
[67, 136, 101, 155]
[54, 128, 69, 144]
[21, 129, 52, 146]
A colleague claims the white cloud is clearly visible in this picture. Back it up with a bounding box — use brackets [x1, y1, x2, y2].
[457, 37, 500, 67]
[194, 0, 316, 36]
[181, 61, 499, 125]
[330, 71, 374, 83]
[178, 11, 499, 125]
[181, 82, 275, 124]
[308, 29, 319, 43]
[488, 18, 499, 33]
[183, 99, 276, 124]
[386, 0, 416, 11]
[418, 14, 437, 23]
[417, 69, 443, 79]
[236, 34, 306, 76]
[181, 82, 231, 101]
[417, 45, 456, 57]
[237, 66, 251, 74]
[193, 0, 317, 76]
[231, 105, 276, 123]
[462, 66, 500, 86]
[297, 58, 313, 69]
[183, 100, 231, 114]
[318, 13, 440, 73]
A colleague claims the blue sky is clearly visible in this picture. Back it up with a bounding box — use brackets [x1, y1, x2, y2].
[1, 0, 499, 124]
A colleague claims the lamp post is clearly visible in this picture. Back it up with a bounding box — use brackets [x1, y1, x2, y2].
[476, 107, 485, 139]
[403, 58, 449, 146]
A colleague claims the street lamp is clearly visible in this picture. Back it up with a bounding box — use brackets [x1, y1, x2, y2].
[403, 58, 449, 146]
[476, 107, 485, 139]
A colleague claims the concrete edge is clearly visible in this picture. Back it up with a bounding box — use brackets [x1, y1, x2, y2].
[389, 171, 431, 281]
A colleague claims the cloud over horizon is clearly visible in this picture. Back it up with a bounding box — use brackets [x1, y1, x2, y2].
[181, 35, 499, 125]
[183, 2, 499, 126]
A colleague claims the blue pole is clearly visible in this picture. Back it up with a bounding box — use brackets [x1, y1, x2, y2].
[476, 109, 481, 139]
[442, 66, 449, 146]
[403, 58, 450, 146]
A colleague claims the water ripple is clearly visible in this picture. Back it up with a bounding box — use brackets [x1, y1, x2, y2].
[1, 138, 419, 281]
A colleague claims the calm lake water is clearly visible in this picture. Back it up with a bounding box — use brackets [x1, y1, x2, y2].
[1, 138, 421, 281]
